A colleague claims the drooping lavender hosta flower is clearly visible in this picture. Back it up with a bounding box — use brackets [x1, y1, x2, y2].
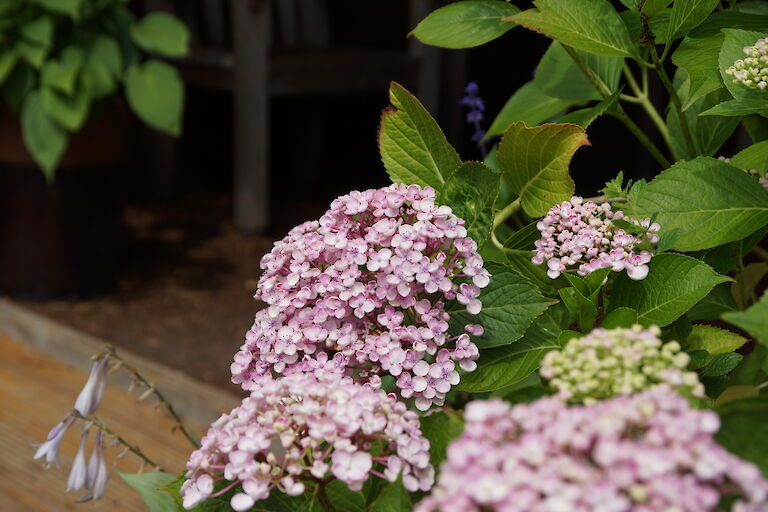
[540, 325, 704, 404]
[532, 196, 659, 281]
[231, 184, 488, 410]
[34, 415, 76, 466]
[460, 81, 488, 156]
[725, 37, 768, 90]
[182, 373, 433, 511]
[74, 355, 110, 416]
[417, 388, 768, 512]
[719, 156, 768, 191]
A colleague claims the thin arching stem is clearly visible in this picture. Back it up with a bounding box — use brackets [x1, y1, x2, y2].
[75, 411, 164, 471]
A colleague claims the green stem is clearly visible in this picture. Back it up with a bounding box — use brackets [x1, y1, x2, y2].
[107, 346, 201, 449]
[622, 64, 671, 146]
[76, 412, 164, 471]
[493, 198, 521, 230]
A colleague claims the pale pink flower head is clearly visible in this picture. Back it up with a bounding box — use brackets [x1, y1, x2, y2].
[183, 372, 433, 510]
[417, 388, 768, 512]
[232, 184, 489, 410]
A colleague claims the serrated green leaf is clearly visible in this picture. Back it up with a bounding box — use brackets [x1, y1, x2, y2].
[325, 481, 365, 512]
[420, 411, 464, 469]
[41, 86, 90, 131]
[510, 0, 637, 57]
[688, 283, 737, 321]
[685, 324, 747, 358]
[559, 286, 598, 331]
[21, 15, 53, 46]
[131, 12, 190, 57]
[689, 11, 768, 38]
[448, 261, 554, 348]
[485, 82, 576, 138]
[719, 29, 768, 101]
[501, 222, 540, 251]
[607, 253, 731, 327]
[702, 352, 743, 376]
[379, 82, 460, 188]
[365, 479, 410, 512]
[700, 98, 768, 117]
[442, 162, 500, 247]
[556, 91, 620, 128]
[717, 397, 768, 476]
[600, 307, 638, 328]
[673, 35, 724, 109]
[667, 86, 739, 160]
[628, 157, 768, 251]
[534, 41, 622, 102]
[666, 0, 720, 41]
[504, 250, 568, 299]
[410, 0, 520, 49]
[21, 90, 68, 178]
[732, 140, 768, 172]
[125, 60, 184, 136]
[119, 471, 178, 512]
[723, 291, 768, 347]
[41, 46, 83, 95]
[497, 121, 588, 217]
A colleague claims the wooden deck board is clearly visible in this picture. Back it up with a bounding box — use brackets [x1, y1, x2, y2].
[0, 303, 243, 511]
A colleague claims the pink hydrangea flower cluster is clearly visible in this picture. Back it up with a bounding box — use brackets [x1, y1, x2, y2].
[417, 388, 768, 512]
[532, 196, 659, 281]
[231, 184, 489, 410]
[182, 373, 433, 511]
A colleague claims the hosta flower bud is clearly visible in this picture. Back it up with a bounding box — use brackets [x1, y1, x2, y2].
[540, 325, 704, 403]
[725, 37, 768, 90]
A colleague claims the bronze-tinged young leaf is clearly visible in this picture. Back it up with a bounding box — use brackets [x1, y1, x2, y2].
[723, 291, 768, 347]
[410, 0, 520, 49]
[379, 82, 461, 189]
[607, 253, 731, 327]
[441, 162, 500, 247]
[497, 122, 588, 217]
[628, 157, 768, 252]
[509, 0, 637, 57]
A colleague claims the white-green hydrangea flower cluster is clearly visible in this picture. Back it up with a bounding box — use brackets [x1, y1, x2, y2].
[540, 325, 704, 404]
[725, 37, 768, 90]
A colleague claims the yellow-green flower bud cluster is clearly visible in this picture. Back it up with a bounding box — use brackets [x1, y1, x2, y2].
[725, 37, 768, 90]
[540, 325, 704, 404]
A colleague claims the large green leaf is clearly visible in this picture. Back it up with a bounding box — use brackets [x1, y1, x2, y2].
[125, 60, 184, 136]
[700, 98, 768, 118]
[629, 157, 768, 252]
[119, 472, 178, 512]
[497, 121, 587, 217]
[689, 11, 768, 38]
[485, 82, 575, 138]
[131, 12, 190, 58]
[504, 249, 568, 299]
[510, 0, 637, 57]
[442, 162, 501, 247]
[325, 481, 365, 512]
[667, 87, 739, 160]
[410, 0, 520, 49]
[419, 411, 464, 470]
[41, 46, 83, 95]
[448, 261, 554, 348]
[21, 90, 68, 178]
[719, 29, 768, 101]
[723, 291, 768, 347]
[666, 0, 720, 41]
[365, 480, 410, 512]
[41, 86, 90, 131]
[687, 283, 737, 321]
[607, 253, 731, 327]
[732, 140, 768, 172]
[716, 397, 768, 476]
[534, 41, 623, 102]
[672, 35, 724, 109]
[379, 82, 461, 189]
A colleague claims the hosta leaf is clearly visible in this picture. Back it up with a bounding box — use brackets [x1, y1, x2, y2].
[607, 253, 731, 327]
[510, 0, 637, 57]
[485, 82, 575, 138]
[379, 82, 461, 188]
[131, 12, 190, 58]
[41, 86, 90, 131]
[21, 90, 68, 179]
[628, 157, 768, 251]
[442, 162, 501, 247]
[410, 0, 520, 49]
[497, 121, 588, 217]
[41, 46, 84, 95]
[448, 261, 554, 348]
[723, 291, 768, 347]
[125, 60, 184, 136]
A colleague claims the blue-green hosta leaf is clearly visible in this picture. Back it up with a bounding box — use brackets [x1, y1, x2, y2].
[716, 397, 768, 476]
[131, 12, 190, 58]
[510, 0, 637, 57]
[723, 291, 768, 347]
[125, 60, 184, 136]
[628, 157, 768, 252]
[732, 140, 768, 172]
[410, 0, 520, 49]
[534, 42, 623, 102]
[119, 472, 178, 512]
[448, 261, 555, 348]
[666, 0, 720, 41]
[379, 82, 461, 189]
[442, 162, 501, 247]
[497, 121, 588, 217]
[607, 253, 731, 327]
[485, 82, 576, 138]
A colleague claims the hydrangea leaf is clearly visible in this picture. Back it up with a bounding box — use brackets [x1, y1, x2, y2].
[687, 283, 738, 321]
[410, 0, 520, 49]
[600, 307, 638, 329]
[325, 481, 365, 512]
[442, 162, 500, 247]
[685, 324, 747, 357]
[485, 82, 576, 138]
[672, 35, 724, 109]
[365, 479, 410, 512]
[628, 157, 768, 252]
[666, 0, 720, 41]
[379, 82, 461, 189]
[666, 87, 739, 160]
[716, 397, 768, 476]
[131, 12, 190, 57]
[420, 411, 464, 469]
[448, 262, 555, 349]
[510, 0, 638, 57]
[534, 42, 623, 102]
[607, 253, 731, 327]
[556, 91, 620, 128]
[497, 121, 588, 217]
[701, 352, 743, 377]
[125, 60, 184, 136]
[723, 291, 768, 347]
[119, 471, 178, 512]
[456, 304, 568, 392]
[732, 140, 768, 173]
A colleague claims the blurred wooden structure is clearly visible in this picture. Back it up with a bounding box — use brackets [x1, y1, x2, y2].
[143, 0, 442, 233]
